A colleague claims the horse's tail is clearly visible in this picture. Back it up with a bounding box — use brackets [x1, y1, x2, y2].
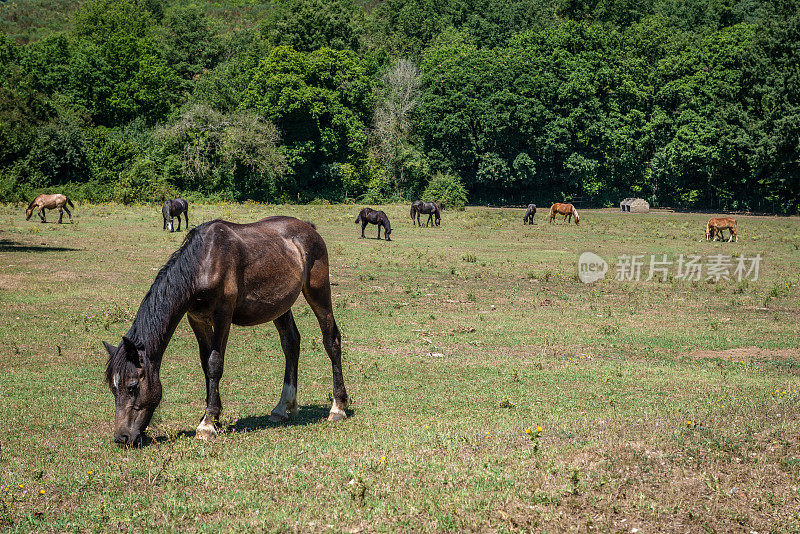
[66, 197, 74, 209]
[354, 211, 361, 223]
[410, 205, 415, 220]
[573, 207, 580, 225]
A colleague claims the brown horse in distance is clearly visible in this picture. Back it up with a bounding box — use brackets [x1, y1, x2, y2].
[549, 203, 580, 225]
[25, 194, 74, 223]
[103, 217, 348, 447]
[162, 198, 189, 232]
[410, 200, 441, 227]
[706, 217, 737, 242]
[523, 204, 537, 224]
[355, 207, 392, 240]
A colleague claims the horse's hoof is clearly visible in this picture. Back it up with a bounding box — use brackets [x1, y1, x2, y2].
[327, 410, 347, 422]
[269, 412, 287, 423]
[196, 420, 218, 440]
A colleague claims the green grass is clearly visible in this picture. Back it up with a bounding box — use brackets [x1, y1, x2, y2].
[1, 203, 800, 531]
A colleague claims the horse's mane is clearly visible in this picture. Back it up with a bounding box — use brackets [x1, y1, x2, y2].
[105, 224, 207, 384]
[381, 211, 392, 232]
[26, 196, 40, 211]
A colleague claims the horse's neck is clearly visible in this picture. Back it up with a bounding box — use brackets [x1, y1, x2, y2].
[129, 292, 191, 369]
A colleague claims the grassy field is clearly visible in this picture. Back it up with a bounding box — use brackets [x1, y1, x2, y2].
[1, 202, 799, 532]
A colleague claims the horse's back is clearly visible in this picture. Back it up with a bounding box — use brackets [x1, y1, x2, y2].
[709, 217, 736, 228]
[190, 217, 325, 322]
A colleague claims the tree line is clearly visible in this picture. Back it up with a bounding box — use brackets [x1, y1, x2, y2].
[0, 0, 798, 212]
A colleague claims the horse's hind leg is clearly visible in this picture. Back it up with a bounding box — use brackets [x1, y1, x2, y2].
[175, 214, 181, 232]
[58, 207, 64, 224]
[270, 310, 300, 422]
[62, 205, 72, 222]
[303, 262, 348, 422]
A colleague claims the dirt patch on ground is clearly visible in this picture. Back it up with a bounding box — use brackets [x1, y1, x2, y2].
[687, 346, 800, 362]
[0, 272, 30, 292]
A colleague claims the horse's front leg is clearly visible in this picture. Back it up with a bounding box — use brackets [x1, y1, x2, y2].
[190, 313, 231, 439]
[39, 208, 46, 223]
[270, 310, 300, 422]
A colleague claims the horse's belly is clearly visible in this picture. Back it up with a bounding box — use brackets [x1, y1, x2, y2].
[231, 286, 302, 326]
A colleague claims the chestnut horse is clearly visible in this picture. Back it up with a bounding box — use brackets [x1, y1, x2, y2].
[103, 217, 348, 447]
[355, 207, 392, 240]
[25, 194, 74, 223]
[548, 203, 580, 225]
[162, 198, 189, 232]
[411, 201, 441, 227]
[523, 204, 537, 224]
[706, 217, 737, 242]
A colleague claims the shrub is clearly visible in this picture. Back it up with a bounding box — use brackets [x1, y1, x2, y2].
[422, 171, 467, 210]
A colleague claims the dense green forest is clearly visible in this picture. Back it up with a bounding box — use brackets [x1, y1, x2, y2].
[1, 0, 798, 211]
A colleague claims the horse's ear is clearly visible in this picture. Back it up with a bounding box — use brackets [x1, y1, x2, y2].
[121, 336, 145, 367]
[102, 341, 117, 356]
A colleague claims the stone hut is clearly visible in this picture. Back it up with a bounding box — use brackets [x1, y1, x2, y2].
[620, 198, 649, 213]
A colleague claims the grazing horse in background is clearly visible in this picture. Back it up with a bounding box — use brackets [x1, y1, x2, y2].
[103, 217, 348, 448]
[411, 200, 441, 227]
[549, 203, 580, 225]
[355, 207, 392, 241]
[25, 194, 74, 223]
[706, 217, 738, 242]
[523, 204, 537, 224]
[162, 198, 189, 232]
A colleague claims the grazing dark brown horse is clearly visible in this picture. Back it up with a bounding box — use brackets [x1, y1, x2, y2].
[162, 198, 189, 232]
[25, 194, 74, 223]
[103, 217, 348, 447]
[548, 203, 580, 225]
[410, 200, 441, 227]
[355, 207, 392, 241]
[523, 204, 537, 224]
[706, 217, 737, 242]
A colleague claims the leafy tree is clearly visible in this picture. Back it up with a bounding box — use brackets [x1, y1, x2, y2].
[160, 5, 222, 96]
[161, 104, 286, 201]
[241, 46, 375, 200]
[261, 0, 364, 52]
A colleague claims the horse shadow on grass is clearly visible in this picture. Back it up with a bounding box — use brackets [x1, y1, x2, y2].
[149, 404, 352, 445]
[0, 239, 80, 253]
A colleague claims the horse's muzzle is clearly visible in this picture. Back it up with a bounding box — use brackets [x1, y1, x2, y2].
[114, 432, 143, 448]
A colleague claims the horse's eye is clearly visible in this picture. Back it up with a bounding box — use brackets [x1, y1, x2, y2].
[126, 383, 139, 396]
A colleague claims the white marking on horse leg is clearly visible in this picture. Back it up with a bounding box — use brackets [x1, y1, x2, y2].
[328, 397, 347, 422]
[196, 417, 218, 440]
[270, 383, 297, 422]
